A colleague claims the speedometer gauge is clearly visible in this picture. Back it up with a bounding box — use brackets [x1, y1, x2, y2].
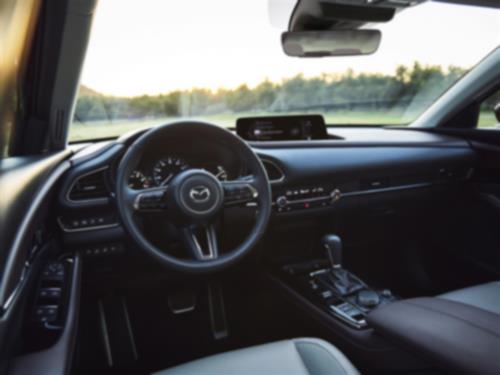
[153, 157, 188, 186]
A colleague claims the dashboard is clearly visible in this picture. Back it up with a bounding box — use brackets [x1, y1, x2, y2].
[56, 125, 476, 255]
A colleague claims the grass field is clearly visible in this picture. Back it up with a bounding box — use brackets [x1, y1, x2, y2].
[69, 110, 498, 142]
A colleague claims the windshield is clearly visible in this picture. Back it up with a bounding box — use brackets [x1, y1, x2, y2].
[70, 0, 500, 142]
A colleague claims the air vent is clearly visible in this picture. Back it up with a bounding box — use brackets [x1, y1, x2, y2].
[262, 160, 284, 182]
[68, 169, 108, 201]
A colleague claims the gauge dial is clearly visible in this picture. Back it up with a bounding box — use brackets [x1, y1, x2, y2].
[128, 170, 152, 189]
[153, 157, 188, 186]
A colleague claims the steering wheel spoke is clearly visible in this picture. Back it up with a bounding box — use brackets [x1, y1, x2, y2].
[180, 224, 219, 260]
[222, 179, 259, 206]
[126, 186, 168, 212]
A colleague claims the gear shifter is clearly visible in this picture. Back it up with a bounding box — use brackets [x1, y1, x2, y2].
[322, 234, 342, 269]
[318, 235, 364, 296]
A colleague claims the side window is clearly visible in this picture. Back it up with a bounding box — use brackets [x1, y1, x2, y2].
[478, 90, 500, 129]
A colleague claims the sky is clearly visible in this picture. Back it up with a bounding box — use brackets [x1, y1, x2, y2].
[80, 0, 500, 96]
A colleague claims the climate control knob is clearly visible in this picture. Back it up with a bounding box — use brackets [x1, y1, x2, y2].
[330, 189, 341, 203]
[276, 196, 288, 208]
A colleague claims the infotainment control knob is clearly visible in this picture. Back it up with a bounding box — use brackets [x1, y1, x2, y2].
[276, 196, 288, 208]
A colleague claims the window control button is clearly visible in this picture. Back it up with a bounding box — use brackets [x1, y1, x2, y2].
[34, 305, 58, 323]
[42, 262, 65, 280]
[40, 287, 62, 299]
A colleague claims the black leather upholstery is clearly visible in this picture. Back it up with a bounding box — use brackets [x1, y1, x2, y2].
[152, 338, 359, 375]
[367, 297, 500, 375]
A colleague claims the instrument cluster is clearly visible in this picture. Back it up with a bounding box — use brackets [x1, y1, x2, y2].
[128, 155, 233, 190]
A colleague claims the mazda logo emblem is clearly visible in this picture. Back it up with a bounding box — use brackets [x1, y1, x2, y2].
[189, 186, 211, 203]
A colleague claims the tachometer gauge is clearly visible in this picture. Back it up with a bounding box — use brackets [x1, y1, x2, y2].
[128, 170, 152, 189]
[153, 157, 188, 186]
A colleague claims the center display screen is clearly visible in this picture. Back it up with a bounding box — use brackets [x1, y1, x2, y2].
[236, 115, 328, 141]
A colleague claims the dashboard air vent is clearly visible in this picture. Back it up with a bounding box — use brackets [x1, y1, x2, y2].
[262, 160, 284, 182]
[68, 169, 108, 201]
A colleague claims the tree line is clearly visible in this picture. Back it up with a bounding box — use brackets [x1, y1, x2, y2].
[75, 62, 485, 123]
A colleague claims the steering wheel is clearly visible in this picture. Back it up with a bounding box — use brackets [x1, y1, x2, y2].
[116, 121, 272, 273]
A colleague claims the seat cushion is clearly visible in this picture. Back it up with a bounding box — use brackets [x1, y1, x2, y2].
[438, 281, 500, 315]
[152, 338, 359, 375]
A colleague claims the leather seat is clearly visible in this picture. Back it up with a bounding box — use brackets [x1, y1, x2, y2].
[366, 282, 500, 374]
[438, 281, 500, 315]
[153, 338, 359, 375]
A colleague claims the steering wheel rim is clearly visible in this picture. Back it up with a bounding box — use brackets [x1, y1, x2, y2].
[115, 121, 272, 273]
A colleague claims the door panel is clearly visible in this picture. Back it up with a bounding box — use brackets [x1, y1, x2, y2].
[0, 151, 71, 373]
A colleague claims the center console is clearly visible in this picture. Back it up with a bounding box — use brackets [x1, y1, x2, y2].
[276, 234, 397, 330]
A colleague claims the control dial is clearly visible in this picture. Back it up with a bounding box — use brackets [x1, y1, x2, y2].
[330, 189, 341, 203]
[276, 196, 288, 208]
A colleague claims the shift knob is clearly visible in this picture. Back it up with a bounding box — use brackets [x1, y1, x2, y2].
[322, 234, 342, 269]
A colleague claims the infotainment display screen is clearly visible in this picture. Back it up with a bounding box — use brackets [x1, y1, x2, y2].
[236, 115, 328, 141]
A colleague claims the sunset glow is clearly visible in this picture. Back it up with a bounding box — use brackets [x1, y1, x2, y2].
[80, 0, 500, 96]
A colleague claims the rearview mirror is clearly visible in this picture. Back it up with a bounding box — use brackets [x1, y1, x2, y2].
[282, 30, 381, 57]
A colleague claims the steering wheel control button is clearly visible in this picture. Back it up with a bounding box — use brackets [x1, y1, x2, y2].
[224, 184, 258, 205]
[135, 189, 167, 211]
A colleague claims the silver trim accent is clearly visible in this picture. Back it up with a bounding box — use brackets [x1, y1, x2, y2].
[168, 294, 197, 315]
[191, 226, 218, 260]
[66, 165, 109, 204]
[328, 303, 367, 329]
[283, 194, 331, 205]
[207, 283, 229, 340]
[309, 268, 330, 277]
[57, 217, 119, 233]
[342, 182, 434, 197]
[260, 159, 285, 183]
[98, 300, 114, 367]
[122, 299, 138, 360]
